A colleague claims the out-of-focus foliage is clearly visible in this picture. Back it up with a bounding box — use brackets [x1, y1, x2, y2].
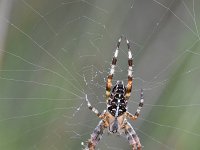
[0, 0, 200, 150]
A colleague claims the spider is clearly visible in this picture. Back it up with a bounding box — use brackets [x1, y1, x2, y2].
[84, 36, 144, 150]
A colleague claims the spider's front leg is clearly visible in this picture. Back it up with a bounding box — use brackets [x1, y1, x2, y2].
[106, 36, 122, 99]
[85, 120, 106, 150]
[125, 38, 133, 100]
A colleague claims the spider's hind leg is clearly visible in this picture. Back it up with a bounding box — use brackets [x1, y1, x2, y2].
[84, 120, 106, 150]
[123, 122, 142, 150]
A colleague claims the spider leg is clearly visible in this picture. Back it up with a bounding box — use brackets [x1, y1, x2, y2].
[106, 36, 122, 99]
[125, 38, 133, 100]
[134, 89, 144, 118]
[85, 120, 106, 150]
[85, 94, 105, 118]
[124, 122, 142, 150]
[126, 89, 144, 120]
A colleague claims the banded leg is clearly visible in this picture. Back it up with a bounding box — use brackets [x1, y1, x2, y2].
[125, 38, 133, 100]
[126, 89, 144, 120]
[85, 94, 106, 118]
[85, 120, 106, 150]
[124, 122, 142, 150]
[106, 36, 122, 99]
[134, 89, 144, 118]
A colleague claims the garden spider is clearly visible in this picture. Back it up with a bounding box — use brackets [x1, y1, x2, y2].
[84, 36, 144, 150]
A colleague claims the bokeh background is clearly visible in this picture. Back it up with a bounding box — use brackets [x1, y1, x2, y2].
[0, 0, 200, 149]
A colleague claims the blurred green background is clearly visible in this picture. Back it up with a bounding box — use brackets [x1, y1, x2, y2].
[0, 0, 200, 149]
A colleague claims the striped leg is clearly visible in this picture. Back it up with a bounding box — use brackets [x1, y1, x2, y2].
[134, 89, 144, 118]
[85, 94, 104, 118]
[124, 122, 142, 150]
[106, 36, 122, 99]
[126, 89, 144, 120]
[125, 38, 133, 100]
[85, 120, 105, 150]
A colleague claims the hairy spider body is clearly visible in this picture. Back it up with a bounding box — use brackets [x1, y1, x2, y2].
[84, 37, 144, 150]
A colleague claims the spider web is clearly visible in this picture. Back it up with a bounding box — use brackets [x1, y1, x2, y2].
[0, 0, 200, 149]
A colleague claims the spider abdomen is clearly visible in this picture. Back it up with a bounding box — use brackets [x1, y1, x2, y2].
[107, 81, 127, 117]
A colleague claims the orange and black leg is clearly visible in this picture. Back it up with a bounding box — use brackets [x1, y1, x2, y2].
[125, 38, 134, 100]
[106, 36, 122, 99]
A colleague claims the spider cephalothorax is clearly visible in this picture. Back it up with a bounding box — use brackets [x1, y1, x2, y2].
[84, 36, 144, 150]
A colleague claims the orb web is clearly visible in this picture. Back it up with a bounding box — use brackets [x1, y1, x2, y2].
[0, 0, 200, 149]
